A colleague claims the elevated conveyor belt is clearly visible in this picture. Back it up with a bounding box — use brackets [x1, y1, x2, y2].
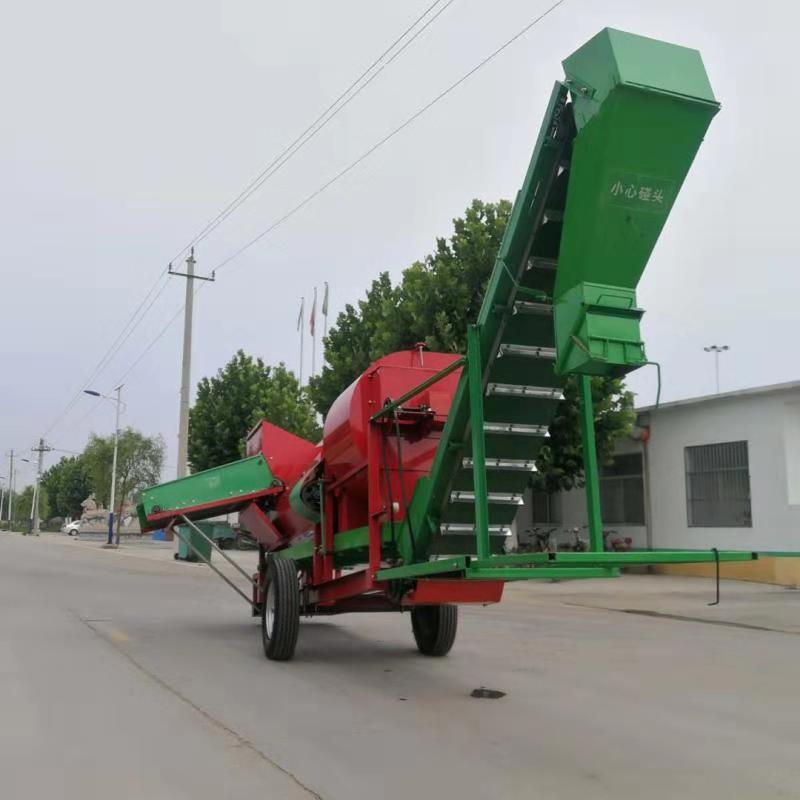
[384, 29, 746, 576]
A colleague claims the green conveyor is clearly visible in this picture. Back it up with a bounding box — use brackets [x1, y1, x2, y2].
[383, 29, 749, 575]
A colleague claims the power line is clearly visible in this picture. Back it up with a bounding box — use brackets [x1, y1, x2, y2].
[69, 0, 568, 399]
[210, 0, 568, 275]
[167, 0, 454, 266]
[44, 3, 453, 440]
[42, 271, 171, 437]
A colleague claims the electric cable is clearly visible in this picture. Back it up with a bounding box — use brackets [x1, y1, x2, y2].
[65, 0, 568, 403]
[210, 0, 568, 275]
[44, 3, 454, 438]
[167, 0, 454, 265]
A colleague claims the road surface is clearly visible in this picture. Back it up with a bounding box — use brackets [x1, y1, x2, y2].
[2, 533, 799, 799]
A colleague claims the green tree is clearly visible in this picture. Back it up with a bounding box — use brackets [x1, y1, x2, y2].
[41, 455, 92, 519]
[13, 485, 48, 525]
[188, 350, 320, 472]
[83, 429, 165, 523]
[308, 199, 635, 492]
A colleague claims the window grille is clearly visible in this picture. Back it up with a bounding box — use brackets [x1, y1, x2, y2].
[685, 441, 752, 527]
[600, 453, 645, 525]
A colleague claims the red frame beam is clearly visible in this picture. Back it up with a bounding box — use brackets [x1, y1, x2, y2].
[401, 578, 504, 606]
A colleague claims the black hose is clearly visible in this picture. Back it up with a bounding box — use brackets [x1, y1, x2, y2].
[708, 547, 721, 606]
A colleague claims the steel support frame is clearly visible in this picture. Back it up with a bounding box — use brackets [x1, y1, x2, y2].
[467, 325, 491, 560]
[578, 374, 604, 551]
[168, 519, 256, 609]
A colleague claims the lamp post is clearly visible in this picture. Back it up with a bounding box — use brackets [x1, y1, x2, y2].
[84, 385, 124, 546]
[703, 345, 729, 394]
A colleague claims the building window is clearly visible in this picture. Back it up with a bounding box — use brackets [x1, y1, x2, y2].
[530, 490, 559, 524]
[600, 453, 645, 525]
[685, 441, 752, 527]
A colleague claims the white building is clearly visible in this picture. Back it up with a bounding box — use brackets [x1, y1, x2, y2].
[528, 381, 800, 555]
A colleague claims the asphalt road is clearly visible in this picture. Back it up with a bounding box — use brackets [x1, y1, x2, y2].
[2, 533, 799, 800]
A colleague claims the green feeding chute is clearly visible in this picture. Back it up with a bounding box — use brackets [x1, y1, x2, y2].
[553, 28, 720, 376]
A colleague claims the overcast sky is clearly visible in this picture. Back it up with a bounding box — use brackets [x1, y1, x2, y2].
[2, 0, 797, 486]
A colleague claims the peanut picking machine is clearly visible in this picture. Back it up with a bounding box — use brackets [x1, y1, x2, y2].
[139, 29, 756, 660]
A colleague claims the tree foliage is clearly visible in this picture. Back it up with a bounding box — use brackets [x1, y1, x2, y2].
[309, 199, 635, 492]
[9, 485, 48, 524]
[83, 428, 164, 516]
[189, 350, 320, 472]
[41, 455, 92, 519]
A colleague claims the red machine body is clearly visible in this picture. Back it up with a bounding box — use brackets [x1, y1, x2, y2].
[236, 349, 461, 550]
[242, 420, 320, 546]
[321, 349, 462, 534]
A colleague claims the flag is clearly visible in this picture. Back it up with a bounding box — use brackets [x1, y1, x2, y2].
[296, 297, 304, 331]
[310, 287, 317, 337]
[322, 282, 329, 317]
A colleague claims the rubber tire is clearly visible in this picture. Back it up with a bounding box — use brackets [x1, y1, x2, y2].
[261, 558, 300, 661]
[411, 604, 458, 656]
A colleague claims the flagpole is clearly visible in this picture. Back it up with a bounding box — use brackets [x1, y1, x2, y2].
[298, 297, 305, 384]
[311, 286, 317, 379]
[323, 281, 329, 341]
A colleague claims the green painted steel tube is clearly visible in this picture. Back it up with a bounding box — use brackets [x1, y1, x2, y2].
[467, 567, 619, 581]
[470, 550, 758, 568]
[579, 375, 604, 551]
[467, 326, 491, 560]
[376, 557, 468, 581]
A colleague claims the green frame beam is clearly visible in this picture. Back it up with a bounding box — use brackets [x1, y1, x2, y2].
[376, 557, 468, 581]
[467, 325, 491, 560]
[578, 374, 605, 552]
[470, 550, 759, 568]
[466, 567, 619, 581]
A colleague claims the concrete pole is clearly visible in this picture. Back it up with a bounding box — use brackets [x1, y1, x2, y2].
[108, 385, 122, 546]
[31, 438, 50, 535]
[7, 450, 14, 526]
[177, 248, 195, 478]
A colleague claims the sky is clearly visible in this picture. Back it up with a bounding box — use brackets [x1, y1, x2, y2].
[1, 0, 797, 488]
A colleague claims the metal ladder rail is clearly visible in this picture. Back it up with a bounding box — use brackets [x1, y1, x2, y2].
[395, 82, 573, 563]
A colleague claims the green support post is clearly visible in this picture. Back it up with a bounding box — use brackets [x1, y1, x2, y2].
[467, 326, 491, 560]
[579, 375, 604, 552]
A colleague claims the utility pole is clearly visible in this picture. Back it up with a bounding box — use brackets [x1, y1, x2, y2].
[703, 344, 729, 394]
[169, 249, 214, 478]
[30, 439, 52, 535]
[7, 450, 14, 526]
[0, 475, 6, 524]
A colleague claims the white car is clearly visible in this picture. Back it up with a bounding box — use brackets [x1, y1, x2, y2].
[62, 520, 82, 536]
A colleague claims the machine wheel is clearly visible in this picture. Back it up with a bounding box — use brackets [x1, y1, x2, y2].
[261, 558, 300, 661]
[411, 604, 458, 656]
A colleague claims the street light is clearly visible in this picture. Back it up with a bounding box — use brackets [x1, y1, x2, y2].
[84, 385, 125, 546]
[703, 345, 729, 394]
